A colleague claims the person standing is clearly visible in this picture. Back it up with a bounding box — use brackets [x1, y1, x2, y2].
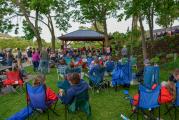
[121, 45, 128, 57]
[39, 48, 49, 74]
[32, 49, 40, 72]
[27, 47, 32, 65]
[17, 48, 22, 69]
[6, 50, 13, 66]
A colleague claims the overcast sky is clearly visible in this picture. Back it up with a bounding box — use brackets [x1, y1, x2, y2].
[9, 16, 179, 42]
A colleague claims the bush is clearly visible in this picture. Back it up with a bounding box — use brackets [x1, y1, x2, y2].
[150, 56, 160, 64]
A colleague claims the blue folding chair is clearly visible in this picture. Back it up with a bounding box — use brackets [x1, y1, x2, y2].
[143, 66, 160, 89]
[89, 65, 106, 91]
[57, 64, 67, 80]
[112, 61, 132, 90]
[64, 57, 72, 65]
[105, 61, 115, 73]
[165, 82, 179, 120]
[131, 85, 161, 120]
[87, 57, 94, 68]
[26, 83, 58, 120]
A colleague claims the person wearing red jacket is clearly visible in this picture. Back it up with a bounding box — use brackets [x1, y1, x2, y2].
[132, 69, 179, 106]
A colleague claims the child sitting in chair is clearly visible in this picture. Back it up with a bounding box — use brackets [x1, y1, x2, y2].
[132, 69, 179, 105]
[58, 72, 89, 104]
[33, 74, 58, 101]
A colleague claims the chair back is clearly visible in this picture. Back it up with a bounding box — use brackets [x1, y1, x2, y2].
[138, 84, 160, 109]
[89, 65, 105, 85]
[6, 71, 20, 81]
[64, 57, 71, 65]
[111, 62, 132, 86]
[144, 66, 160, 88]
[175, 82, 179, 106]
[26, 83, 47, 110]
[130, 57, 137, 66]
[105, 61, 115, 72]
[87, 57, 94, 67]
[68, 90, 91, 116]
[57, 65, 67, 75]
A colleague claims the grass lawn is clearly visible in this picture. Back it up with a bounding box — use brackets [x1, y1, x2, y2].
[0, 59, 179, 120]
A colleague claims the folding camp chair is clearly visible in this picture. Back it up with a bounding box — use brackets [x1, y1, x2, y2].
[64, 90, 91, 120]
[57, 64, 67, 80]
[125, 85, 161, 120]
[87, 57, 94, 68]
[130, 56, 137, 71]
[26, 83, 59, 120]
[105, 60, 115, 73]
[143, 66, 160, 89]
[3, 71, 24, 94]
[165, 82, 179, 120]
[89, 65, 106, 92]
[112, 62, 132, 90]
[64, 57, 72, 65]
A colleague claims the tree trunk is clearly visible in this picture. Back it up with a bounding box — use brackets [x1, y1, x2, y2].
[103, 17, 109, 47]
[139, 16, 147, 61]
[148, 5, 154, 42]
[51, 32, 56, 52]
[14, 0, 42, 50]
[35, 9, 42, 50]
[131, 15, 139, 56]
[48, 14, 56, 51]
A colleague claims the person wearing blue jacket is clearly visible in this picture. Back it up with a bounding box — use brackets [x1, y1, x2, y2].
[58, 72, 89, 105]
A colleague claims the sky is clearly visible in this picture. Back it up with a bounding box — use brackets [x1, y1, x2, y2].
[9, 16, 179, 42]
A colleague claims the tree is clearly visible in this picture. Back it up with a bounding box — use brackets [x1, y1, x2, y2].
[0, 0, 15, 33]
[72, 0, 120, 47]
[124, 0, 148, 60]
[12, 0, 44, 49]
[155, 0, 178, 28]
[0, 0, 71, 51]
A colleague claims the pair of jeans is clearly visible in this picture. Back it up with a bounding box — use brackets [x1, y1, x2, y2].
[39, 60, 49, 74]
[32, 61, 39, 72]
[6, 59, 13, 66]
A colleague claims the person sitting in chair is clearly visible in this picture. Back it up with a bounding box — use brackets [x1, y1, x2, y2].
[58, 73, 89, 104]
[132, 69, 179, 106]
[33, 74, 58, 102]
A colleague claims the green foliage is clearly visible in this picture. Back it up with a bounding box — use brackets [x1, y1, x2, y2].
[0, 38, 33, 50]
[155, 0, 178, 28]
[0, 0, 15, 33]
[22, 20, 35, 40]
[72, 0, 121, 31]
[150, 56, 160, 64]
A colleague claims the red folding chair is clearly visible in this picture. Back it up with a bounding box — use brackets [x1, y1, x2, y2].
[3, 71, 24, 94]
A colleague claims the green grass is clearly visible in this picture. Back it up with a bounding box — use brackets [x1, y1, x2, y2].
[1, 59, 179, 120]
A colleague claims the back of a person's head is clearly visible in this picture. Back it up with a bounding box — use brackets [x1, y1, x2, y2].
[60, 59, 66, 65]
[69, 73, 80, 85]
[70, 61, 75, 68]
[33, 74, 46, 86]
[12, 64, 18, 71]
[174, 69, 179, 76]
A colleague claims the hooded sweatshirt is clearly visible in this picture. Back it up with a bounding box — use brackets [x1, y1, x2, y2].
[59, 79, 89, 104]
